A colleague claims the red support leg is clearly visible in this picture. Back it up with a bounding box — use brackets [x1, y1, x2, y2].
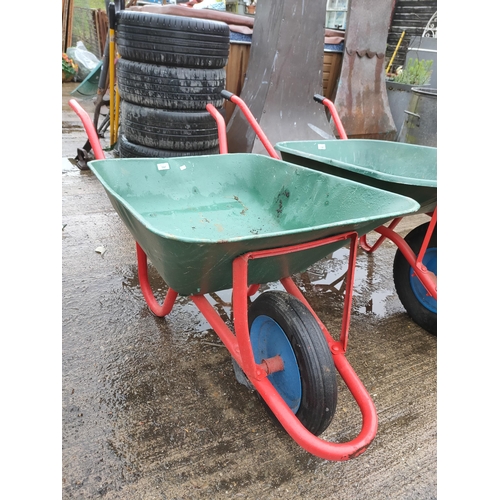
[136, 243, 178, 317]
[359, 217, 403, 253]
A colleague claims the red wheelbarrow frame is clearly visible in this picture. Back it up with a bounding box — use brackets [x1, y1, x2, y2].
[69, 98, 378, 461]
[215, 92, 437, 302]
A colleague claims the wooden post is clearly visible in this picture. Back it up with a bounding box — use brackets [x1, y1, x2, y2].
[62, 0, 74, 52]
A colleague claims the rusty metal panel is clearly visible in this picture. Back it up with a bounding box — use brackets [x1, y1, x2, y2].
[226, 0, 334, 154]
[334, 0, 397, 140]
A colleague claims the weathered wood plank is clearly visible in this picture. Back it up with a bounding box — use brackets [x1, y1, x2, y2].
[385, 0, 436, 69]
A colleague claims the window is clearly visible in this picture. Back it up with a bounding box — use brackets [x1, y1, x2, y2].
[326, 0, 349, 30]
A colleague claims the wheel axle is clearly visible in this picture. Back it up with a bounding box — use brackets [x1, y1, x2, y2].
[259, 355, 285, 375]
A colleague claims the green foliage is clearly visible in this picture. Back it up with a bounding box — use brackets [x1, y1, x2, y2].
[393, 58, 433, 86]
[74, 0, 106, 8]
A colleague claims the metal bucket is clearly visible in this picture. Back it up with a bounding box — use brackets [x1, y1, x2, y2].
[398, 87, 437, 147]
[386, 81, 414, 137]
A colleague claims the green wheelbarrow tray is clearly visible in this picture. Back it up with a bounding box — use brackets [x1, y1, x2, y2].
[88, 153, 420, 296]
[275, 140, 437, 214]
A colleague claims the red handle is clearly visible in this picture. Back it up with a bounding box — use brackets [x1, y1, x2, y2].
[221, 91, 281, 159]
[313, 94, 348, 140]
[206, 103, 228, 154]
[68, 99, 106, 160]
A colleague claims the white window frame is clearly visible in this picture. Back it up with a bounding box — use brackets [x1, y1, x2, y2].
[326, 0, 349, 30]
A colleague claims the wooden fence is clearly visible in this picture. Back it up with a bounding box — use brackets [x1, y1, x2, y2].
[62, 0, 108, 57]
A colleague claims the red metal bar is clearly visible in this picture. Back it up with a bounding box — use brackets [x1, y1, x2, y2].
[247, 283, 260, 296]
[281, 234, 358, 353]
[416, 208, 437, 266]
[136, 243, 178, 317]
[221, 92, 281, 159]
[252, 353, 377, 460]
[206, 103, 228, 154]
[374, 225, 437, 299]
[232, 254, 265, 380]
[313, 94, 348, 140]
[68, 99, 106, 160]
[235, 232, 356, 262]
[359, 217, 403, 253]
[191, 294, 246, 362]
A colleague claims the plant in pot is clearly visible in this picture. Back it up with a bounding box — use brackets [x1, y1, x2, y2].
[62, 53, 78, 83]
[390, 57, 433, 86]
[386, 58, 434, 135]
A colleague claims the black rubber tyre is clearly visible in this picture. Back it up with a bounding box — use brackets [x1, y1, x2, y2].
[118, 134, 219, 158]
[116, 60, 225, 110]
[120, 100, 220, 151]
[116, 11, 230, 68]
[248, 291, 337, 436]
[393, 222, 437, 335]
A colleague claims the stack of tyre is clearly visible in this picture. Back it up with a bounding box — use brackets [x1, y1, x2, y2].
[115, 11, 230, 158]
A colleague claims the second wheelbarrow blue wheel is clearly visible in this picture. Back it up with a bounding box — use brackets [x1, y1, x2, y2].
[248, 291, 337, 436]
[393, 222, 437, 335]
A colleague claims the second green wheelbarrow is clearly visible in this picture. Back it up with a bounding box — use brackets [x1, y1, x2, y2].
[274, 137, 437, 335]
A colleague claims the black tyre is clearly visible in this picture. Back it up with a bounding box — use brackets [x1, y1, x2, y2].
[120, 100, 220, 151]
[118, 134, 220, 158]
[393, 222, 437, 335]
[116, 11, 230, 68]
[116, 60, 225, 110]
[248, 291, 337, 436]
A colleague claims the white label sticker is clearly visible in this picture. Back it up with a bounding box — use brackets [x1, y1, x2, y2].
[157, 162, 170, 170]
[318, 144, 326, 150]
[180, 165, 187, 170]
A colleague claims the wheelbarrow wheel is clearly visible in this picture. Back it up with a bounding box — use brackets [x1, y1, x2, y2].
[248, 291, 337, 436]
[393, 222, 437, 335]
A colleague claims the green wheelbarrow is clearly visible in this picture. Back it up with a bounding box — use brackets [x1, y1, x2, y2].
[69, 98, 420, 462]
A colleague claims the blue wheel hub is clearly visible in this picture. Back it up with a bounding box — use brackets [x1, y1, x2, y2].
[250, 315, 302, 413]
[410, 247, 437, 313]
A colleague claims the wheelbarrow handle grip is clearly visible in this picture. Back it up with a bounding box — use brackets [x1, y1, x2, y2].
[221, 90, 235, 101]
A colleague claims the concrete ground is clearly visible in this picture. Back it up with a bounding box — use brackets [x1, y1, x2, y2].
[62, 82, 437, 499]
